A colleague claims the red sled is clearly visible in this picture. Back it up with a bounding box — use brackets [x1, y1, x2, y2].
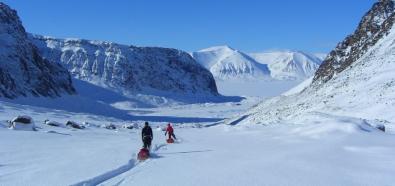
[167, 138, 174, 144]
[137, 148, 150, 160]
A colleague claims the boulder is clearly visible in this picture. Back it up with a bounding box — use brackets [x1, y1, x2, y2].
[376, 124, 386, 132]
[10, 115, 35, 131]
[122, 124, 134, 130]
[44, 120, 62, 127]
[102, 124, 116, 130]
[66, 121, 85, 129]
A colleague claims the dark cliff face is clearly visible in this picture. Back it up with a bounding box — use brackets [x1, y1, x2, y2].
[313, 0, 395, 85]
[0, 3, 75, 98]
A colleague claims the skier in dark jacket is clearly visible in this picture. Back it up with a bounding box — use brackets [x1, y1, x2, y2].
[141, 122, 153, 149]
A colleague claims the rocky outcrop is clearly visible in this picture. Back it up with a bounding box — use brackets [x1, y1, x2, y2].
[0, 3, 75, 98]
[230, 0, 395, 125]
[313, 0, 395, 84]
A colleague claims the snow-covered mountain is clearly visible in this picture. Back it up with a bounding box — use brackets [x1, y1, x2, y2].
[31, 35, 219, 97]
[191, 46, 271, 80]
[192, 46, 323, 81]
[230, 0, 395, 125]
[0, 3, 75, 99]
[250, 50, 323, 80]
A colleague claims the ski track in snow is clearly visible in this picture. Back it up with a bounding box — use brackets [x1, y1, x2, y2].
[71, 143, 168, 186]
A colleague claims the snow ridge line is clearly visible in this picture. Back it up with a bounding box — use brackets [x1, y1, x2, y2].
[70, 143, 167, 186]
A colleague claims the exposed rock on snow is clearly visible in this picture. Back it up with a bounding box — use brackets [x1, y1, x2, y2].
[44, 120, 62, 127]
[10, 115, 35, 131]
[102, 124, 117, 130]
[313, 0, 395, 84]
[122, 124, 134, 130]
[30, 35, 218, 97]
[122, 123, 139, 130]
[0, 3, 75, 99]
[66, 121, 85, 129]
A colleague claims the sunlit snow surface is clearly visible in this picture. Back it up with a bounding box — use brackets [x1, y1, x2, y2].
[1, 108, 394, 186]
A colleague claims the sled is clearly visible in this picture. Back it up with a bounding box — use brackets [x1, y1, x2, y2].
[166, 138, 174, 144]
[137, 148, 150, 160]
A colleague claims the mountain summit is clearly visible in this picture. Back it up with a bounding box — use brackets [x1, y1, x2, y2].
[191, 45, 271, 80]
[192, 46, 323, 81]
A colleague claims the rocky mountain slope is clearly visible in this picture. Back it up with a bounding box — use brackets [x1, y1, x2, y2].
[0, 3, 75, 99]
[230, 0, 395, 126]
[191, 46, 271, 80]
[30, 35, 219, 97]
[313, 0, 395, 84]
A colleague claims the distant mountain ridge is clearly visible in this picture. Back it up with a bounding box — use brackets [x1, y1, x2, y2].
[192, 46, 323, 81]
[191, 46, 271, 80]
[30, 35, 219, 98]
[250, 50, 323, 80]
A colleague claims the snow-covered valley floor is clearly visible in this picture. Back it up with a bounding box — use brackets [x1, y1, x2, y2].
[1, 97, 395, 186]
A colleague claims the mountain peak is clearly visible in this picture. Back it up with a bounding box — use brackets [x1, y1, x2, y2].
[198, 45, 235, 52]
[192, 46, 270, 80]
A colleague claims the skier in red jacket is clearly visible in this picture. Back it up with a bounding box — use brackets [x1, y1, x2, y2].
[165, 123, 177, 140]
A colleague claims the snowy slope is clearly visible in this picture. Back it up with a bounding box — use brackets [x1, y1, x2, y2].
[191, 46, 271, 80]
[230, 0, 395, 126]
[30, 35, 218, 97]
[103, 119, 395, 186]
[2, 110, 395, 186]
[0, 3, 75, 98]
[250, 50, 323, 80]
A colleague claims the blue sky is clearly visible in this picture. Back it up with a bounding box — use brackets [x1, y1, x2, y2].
[4, 0, 376, 53]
